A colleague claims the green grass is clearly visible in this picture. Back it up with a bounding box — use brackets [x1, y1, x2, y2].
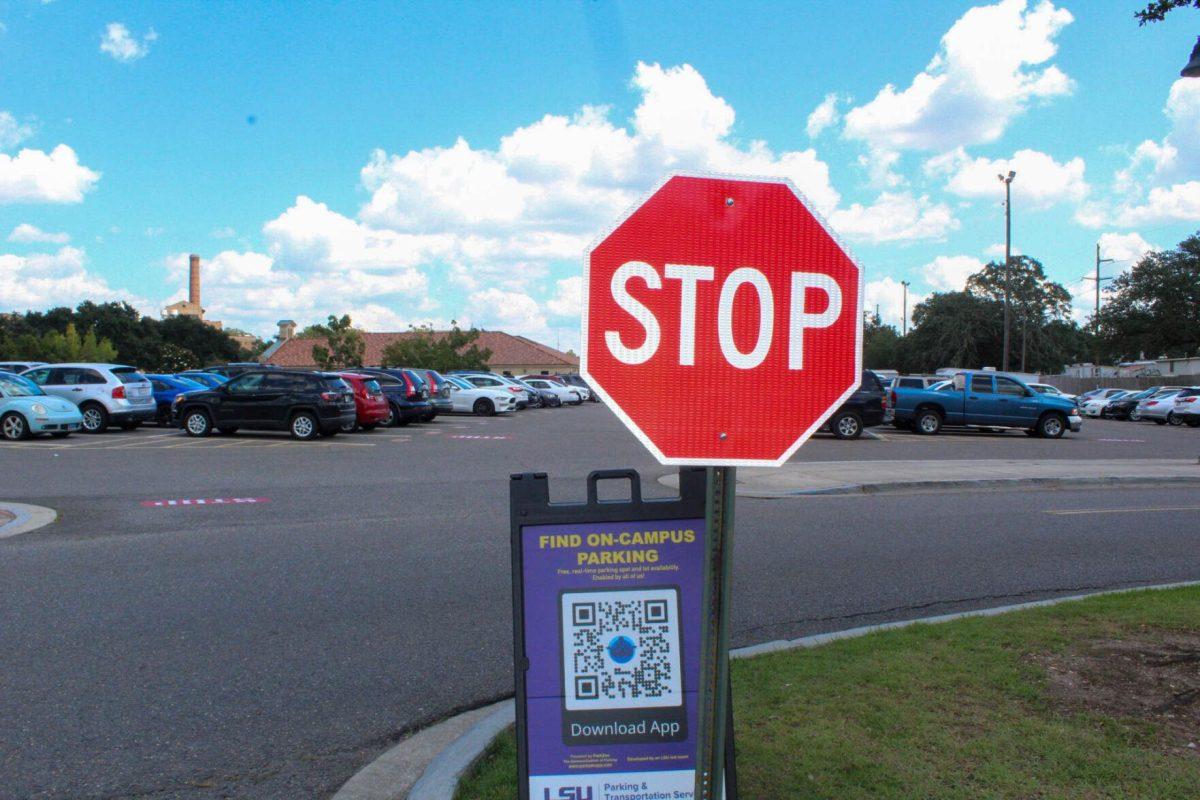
[455, 586, 1200, 800]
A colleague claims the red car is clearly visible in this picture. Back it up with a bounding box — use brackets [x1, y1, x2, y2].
[336, 372, 390, 431]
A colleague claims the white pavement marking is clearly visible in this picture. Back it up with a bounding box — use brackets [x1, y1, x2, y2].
[1045, 505, 1200, 516]
[0, 502, 57, 538]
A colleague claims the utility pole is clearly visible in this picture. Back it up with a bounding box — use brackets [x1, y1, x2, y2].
[900, 280, 910, 336]
[998, 171, 1016, 372]
[1081, 242, 1114, 365]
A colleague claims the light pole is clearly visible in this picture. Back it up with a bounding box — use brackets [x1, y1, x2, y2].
[997, 170, 1016, 372]
[900, 280, 910, 335]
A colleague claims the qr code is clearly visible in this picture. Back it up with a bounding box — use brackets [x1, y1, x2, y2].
[560, 588, 682, 711]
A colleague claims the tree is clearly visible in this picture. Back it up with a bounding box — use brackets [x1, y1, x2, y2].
[900, 291, 1005, 373]
[380, 321, 492, 372]
[1135, 0, 1200, 24]
[1094, 232, 1200, 361]
[310, 314, 366, 369]
[966, 256, 1073, 373]
[862, 312, 901, 370]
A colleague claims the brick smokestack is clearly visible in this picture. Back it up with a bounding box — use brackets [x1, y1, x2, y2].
[189, 254, 201, 308]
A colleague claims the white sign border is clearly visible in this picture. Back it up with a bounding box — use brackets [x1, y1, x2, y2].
[580, 171, 865, 468]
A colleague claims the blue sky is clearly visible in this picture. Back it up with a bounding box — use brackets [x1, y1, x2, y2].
[2, 0, 1198, 350]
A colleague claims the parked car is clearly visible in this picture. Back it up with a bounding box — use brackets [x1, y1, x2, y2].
[444, 375, 517, 416]
[0, 361, 47, 373]
[353, 368, 434, 426]
[520, 376, 583, 405]
[1028, 383, 1076, 402]
[1174, 389, 1200, 427]
[1076, 387, 1125, 405]
[454, 372, 529, 409]
[173, 369, 356, 439]
[336, 372, 390, 432]
[145, 374, 208, 425]
[823, 369, 887, 439]
[176, 370, 228, 389]
[0, 371, 83, 440]
[1103, 387, 1161, 420]
[1081, 390, 1129, 418]
[203, 362, 275, 379]
[422, 369, 454, 419]
[1137, 390, 1185, 425]
[557, 373, 596, 402]
[890, 370, 1081, 437]
[891, 375, 942, 390]
[509, 376, 555, 408]
[21, 363, 156, 433]
[1161, 387, 1200, 426]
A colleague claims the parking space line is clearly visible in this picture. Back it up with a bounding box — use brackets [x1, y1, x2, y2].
[1044, 505, 1200, 516]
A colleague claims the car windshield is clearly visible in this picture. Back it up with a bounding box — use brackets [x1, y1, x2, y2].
[0, 373, 43, 397]
[364, 379, 382, 394]
[112, 367, 148, 383]
[322, 377, 350, 390]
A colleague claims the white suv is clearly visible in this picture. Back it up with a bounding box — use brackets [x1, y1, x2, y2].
[21, 363, 156, 433]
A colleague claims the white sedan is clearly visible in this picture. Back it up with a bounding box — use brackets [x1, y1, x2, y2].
[444, 376, 516, 416]
[1081, 390, 1128, 417]
[520, 377, 583, 405]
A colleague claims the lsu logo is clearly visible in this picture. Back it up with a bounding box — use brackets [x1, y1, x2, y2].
[544, 788, 593, 800]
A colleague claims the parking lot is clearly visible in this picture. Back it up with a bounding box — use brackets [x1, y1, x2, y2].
[3, 405, 1200, 798]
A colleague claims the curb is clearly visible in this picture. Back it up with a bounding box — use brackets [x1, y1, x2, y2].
[337, 579, 1200, 800]
[0, 502, 57, 539]
[740, 474, 1200, 498]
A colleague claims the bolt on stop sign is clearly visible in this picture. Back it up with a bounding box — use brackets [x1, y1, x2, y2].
[581, 174, 863, 466]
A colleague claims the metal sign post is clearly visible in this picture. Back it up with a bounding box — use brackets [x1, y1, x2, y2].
[695, 466, 736, 800]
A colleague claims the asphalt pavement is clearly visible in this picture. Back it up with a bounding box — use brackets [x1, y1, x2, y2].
[1, 408, 1198, 798]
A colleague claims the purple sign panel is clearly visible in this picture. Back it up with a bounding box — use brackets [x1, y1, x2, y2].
[520, 517, 706, 800]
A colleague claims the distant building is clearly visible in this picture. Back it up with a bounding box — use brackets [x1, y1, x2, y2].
[163, 255, 221, 328]
[262, 328, 580, 375]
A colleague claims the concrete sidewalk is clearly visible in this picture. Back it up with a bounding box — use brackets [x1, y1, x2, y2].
[661, 458, 1200, 498]
[0, 502, 57, 539]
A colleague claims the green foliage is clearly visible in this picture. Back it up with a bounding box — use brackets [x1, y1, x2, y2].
[863, 312, 901, 370]
[309, 314, 366, 369]
[380, 320, 492, 372]
[900, 291, 1005, 373]
[0, 301, 245, 370]
[1095, 232, 1200, 361]
[1135, 0, 1200, 25]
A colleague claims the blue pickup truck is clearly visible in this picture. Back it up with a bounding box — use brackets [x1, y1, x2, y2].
[890, 371, 1082, 437]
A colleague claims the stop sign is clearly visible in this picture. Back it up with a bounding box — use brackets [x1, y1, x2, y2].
[581, 174, 863, 466]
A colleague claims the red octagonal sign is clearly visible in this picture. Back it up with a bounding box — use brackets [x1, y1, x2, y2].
[582, 174, 863, 466]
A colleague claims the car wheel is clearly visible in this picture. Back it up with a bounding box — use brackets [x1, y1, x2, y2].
[473, 398, 495, 416]
[217, 426, 239, 435]
[1, 411, 30, 441]
[1036, 412, 1067, 439]
[360, 422, 378, 432]
[913, 409, 942, 435]
[1167, 412, 1182, 426]
[1129, 410, 1142, 421]
[183, 409, 213, 437]
[80, 402, 108, 434]
[830, 411, 863, 440]
[289, 411, 320, 440]
[383, 405, 396, 426]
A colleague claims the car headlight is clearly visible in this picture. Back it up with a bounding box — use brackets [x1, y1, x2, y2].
[31, 403, 47, 414]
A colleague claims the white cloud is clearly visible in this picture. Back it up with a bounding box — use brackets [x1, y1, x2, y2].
[857, 148, 904, 189]
[1116, 79, 1200, 191]
[925, 147, 1087, 208]
[806, 93, 842, 138]
[1104, 181, 1200, 227]
[0, 246, 146, 312]
[8, 223, 69, 244]
[1098, 231, 1156, 263]
[0, 145, 101, 204]
[546, 276, 582, 318]
[984, 242, 1023, 258]
[866, 277, 926, 332]
[921, 255, 985, 292]
[843, 0, 1073, 152]
[0, 111, 35, 150]
[829, 192, 959, 243]
[100, 22, 158, 63]
[466, 288, 549, 339]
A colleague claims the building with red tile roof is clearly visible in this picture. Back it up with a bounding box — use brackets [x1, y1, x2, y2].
[260, 326, 579, 375]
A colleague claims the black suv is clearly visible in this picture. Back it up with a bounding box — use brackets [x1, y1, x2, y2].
[823, 369, 887, 439]
[172, 369, 356, 440]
